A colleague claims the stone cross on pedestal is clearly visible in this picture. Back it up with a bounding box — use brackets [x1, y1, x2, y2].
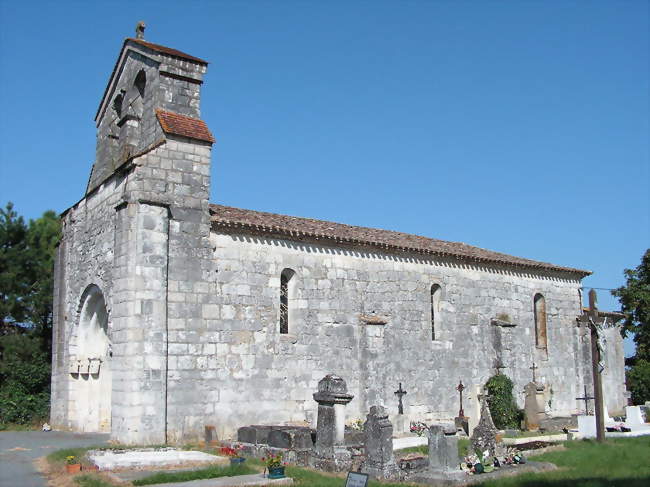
[394, 383, 407, 415]
[313, 374, 354, 456]
[530, 362, 538, 383]
[576, 384, 595, 415]
[135, 21, 146, 40]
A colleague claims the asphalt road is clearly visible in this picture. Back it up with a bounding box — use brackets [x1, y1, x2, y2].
[0, 430, 109, 487]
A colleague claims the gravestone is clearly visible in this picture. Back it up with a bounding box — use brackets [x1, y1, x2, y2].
[470, 393, 497, 458]
[625, 406, 645, 428]
[523, 382, 547, 431]
[362, 405, 399, 480]
[428, 424, 459, 472]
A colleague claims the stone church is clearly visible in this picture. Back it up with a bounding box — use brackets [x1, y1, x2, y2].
[50, 27, 627, 445]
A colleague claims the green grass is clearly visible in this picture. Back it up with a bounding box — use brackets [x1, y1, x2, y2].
[480, 437, 650, 487]
[73, 474, 114, 487]
[132, 463, 257, 486]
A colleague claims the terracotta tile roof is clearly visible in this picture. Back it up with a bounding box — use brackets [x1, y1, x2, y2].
[209, 204, 591, 277]
[156, 110, 215, 143]
[128, 38, 208, 65]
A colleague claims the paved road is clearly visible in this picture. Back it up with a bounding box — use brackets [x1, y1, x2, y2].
[0, 430, 109, 487]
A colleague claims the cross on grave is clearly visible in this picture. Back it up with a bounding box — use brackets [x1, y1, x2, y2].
[530, 362, 538, 383]
[575, 384, 595, 416]
[394, 382, 407, 415]
[494, 360, 507, 375]
[456, 380, 465, 417]
[576, 289, 608, 442]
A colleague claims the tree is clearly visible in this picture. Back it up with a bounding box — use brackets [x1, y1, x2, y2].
[612, 249, 650, 362]
[485, 374, 523, 430]
[0, 203, 59, 424]
[0, 203, 30, 332]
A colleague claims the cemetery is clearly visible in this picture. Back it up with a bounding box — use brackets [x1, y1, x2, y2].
[41, 371, 650, 487]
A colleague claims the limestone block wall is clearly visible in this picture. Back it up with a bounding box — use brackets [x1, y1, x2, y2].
[194, 232, 590, 439]
[51, 134, 214, 444]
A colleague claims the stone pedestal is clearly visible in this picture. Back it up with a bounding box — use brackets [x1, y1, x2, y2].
[428, 424, 459, 472]
[524, 382, 547, 431]
[312, 374, 353, 461]
[454, 416, 469, 436]
[362, 406, 400, 480]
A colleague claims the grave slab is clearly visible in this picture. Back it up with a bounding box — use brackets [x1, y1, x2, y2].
[88, 449, 226, 470]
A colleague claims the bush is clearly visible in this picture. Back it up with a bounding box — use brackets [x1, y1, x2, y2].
[485, 374, 523, 429]
[627, 359, 650, 405]
[0, 333, 51, 424]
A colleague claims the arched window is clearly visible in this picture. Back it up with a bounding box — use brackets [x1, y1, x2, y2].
[431, 284, 441, 340]
[280, 269, 295, 334]
[534, 293, 547, 350]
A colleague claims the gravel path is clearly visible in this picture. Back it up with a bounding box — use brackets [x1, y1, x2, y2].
[0, 430, 109, 487]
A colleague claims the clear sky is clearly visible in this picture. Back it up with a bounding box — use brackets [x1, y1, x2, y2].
[1, 1, 648, 356]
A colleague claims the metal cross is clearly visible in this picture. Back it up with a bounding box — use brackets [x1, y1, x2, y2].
[394, 382, 407, 415]
[456, 380, 465, 417]
[530, 362, 538, 383]
[575, 384, 595, 415]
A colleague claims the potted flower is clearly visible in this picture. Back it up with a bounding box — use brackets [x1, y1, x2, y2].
[263, 453, 286, 479]
[220, 445, 246, 466]
[65, 455, 81, 474]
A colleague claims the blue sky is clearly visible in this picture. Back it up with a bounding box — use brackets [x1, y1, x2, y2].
[1, 1, 647, 356]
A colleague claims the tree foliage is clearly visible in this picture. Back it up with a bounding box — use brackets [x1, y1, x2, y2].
[612, 249, 650, 362]
[625, 359, 650, 405]
[0, 202, 60, 424]
[485, 374, 523, 430]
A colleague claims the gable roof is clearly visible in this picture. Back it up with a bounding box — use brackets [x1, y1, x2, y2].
[128, 38, 208, 65]
[156, 110, 214, 143]
[209, 204, 591, 277]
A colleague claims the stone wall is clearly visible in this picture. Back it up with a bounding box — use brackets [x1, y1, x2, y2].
[51, 135, 214, 443]
[198, 231, 590, 439]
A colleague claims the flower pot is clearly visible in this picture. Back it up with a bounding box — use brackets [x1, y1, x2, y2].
[268, 466, 285, 479]
[66, 463, 81, 474]
[230, 457, 246, 466]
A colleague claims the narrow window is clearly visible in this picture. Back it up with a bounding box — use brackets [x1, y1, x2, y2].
[431, 284, 441, 340]
[280, 269, 294, 334]
[534, 293, 547, 350]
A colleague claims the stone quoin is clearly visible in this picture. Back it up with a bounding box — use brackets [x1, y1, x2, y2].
[50, 25, 627, 444]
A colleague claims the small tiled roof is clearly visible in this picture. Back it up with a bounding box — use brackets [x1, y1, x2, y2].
[209, 204, 591, 277]
[156, 110, 215, 143]
[128, 38, 208, 65]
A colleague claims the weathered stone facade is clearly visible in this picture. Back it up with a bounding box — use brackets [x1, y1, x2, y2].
[51, 30, 627, 445]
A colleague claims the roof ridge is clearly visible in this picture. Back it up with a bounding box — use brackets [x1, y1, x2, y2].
[208, 204, 591, 276]
[127, 38, 208, 65]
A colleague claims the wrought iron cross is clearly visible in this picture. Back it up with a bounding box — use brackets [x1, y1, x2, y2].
[456, 380, 465, 417]
[575, 384, 595, 415]
[394, 382, 407, 415]
[530, 362, 538, 383]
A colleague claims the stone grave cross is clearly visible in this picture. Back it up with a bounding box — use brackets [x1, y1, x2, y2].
[530, 362, 538, 383]
[394, 383, 407, 415]
[575, 385, 595, 415]
[494, 359, 507, 375]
